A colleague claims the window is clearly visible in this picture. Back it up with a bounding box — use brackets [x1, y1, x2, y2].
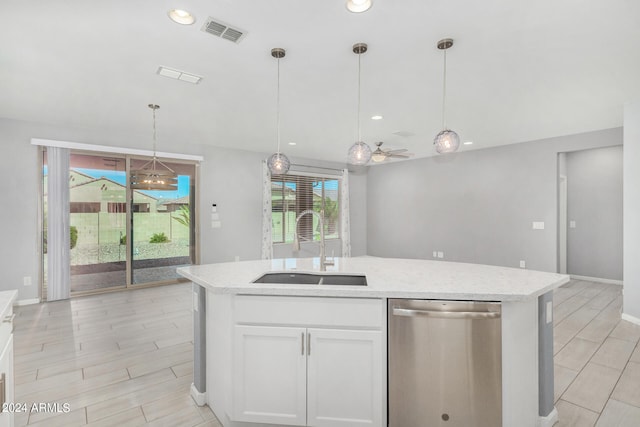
[107, 202, 127, 213]
[70, 202, 100, 213]
[271, 173, 340, 244]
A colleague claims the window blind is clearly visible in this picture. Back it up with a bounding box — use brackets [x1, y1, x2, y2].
[271, 173, 341, 245]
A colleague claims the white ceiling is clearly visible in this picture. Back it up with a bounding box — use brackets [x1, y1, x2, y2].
[2, 0, 639, 163]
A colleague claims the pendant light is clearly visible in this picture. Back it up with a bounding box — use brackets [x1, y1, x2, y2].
[267, 48, 291, 175]
[433, 38, 460, 154]
[130, 104, 178, 191]
[347, 43, 372, 165]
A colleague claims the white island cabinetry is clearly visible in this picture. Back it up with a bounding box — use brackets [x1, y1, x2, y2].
[0, 290, 17, 427]
[179, 257, 570, 427]
[232, 295, 384, 427]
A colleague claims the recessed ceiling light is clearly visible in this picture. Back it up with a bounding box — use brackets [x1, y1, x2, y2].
[168, 9, 196, 25]
[463, 141, 473, 145]
[288, 142, 297, 146]
[371, 115, 383, 120]
[346, 0, 373, 13]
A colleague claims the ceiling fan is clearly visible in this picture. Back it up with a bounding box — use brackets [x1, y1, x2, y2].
[370, 142, 413, 163]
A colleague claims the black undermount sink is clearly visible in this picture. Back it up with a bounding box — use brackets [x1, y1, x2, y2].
[252, 272, 367, 286]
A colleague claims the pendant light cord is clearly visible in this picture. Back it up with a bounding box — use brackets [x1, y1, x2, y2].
[442, 48, 447, 130]
[357, 51, 362, 142]
[151, 106, 158, 161]
[276, 56, 281, 154]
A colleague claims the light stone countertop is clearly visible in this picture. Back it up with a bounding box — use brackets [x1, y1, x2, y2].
[177, 257, 569, 302]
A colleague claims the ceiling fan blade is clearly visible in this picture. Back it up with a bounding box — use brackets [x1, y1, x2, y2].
[389, 153, 413, 158]
[385, 148, 408, 154]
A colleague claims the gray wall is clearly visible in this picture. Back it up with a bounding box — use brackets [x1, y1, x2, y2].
[367, 128, 622, 273]
[0, 117, 366, 302]
[566, 146, 623, 280]
[624, 102, 640, 320]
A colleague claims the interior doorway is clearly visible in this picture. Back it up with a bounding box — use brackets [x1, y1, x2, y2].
[558, 174, 567, 274]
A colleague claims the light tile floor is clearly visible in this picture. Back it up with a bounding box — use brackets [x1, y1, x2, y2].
[11, 279, 640, 426]
[553, 280, 640, 426]
[13, 283, 221, 427]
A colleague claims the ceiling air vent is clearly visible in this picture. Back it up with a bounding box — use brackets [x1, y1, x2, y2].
[201, 17, 247, 44]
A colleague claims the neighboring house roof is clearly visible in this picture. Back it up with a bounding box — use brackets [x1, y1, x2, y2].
[159, 195, 190, 206]
[69, 177, 158, 201]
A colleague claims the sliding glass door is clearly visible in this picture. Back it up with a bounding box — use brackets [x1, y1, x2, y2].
[42, 150, 197, 298]
[130, 158, 196, 285]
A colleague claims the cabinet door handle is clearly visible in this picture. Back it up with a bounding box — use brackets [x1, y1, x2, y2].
[301, 332, 305, 356]
[307, 332, 311, 356]
[2, 313, 15, 323]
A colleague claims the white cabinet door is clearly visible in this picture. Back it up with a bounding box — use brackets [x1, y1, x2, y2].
[307, 329, 382, 427]
[232, 325, 307, 425]
[0, 335, 14, 427]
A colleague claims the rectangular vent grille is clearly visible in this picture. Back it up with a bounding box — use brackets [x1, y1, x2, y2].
[202, 17, 246, 44]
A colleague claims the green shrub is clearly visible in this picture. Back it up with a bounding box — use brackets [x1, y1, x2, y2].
[149, 232, 169, 243]
[70, 226, 78, 249]
[43, 226, 78, 253]
[120, 234, 127, 245]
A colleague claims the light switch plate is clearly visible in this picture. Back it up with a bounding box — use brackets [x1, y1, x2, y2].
[519, 260, 526, 268]
[432, 251, 437, 258]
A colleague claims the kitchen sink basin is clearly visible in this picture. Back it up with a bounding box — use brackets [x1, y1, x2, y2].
[252, 272, 367, 286]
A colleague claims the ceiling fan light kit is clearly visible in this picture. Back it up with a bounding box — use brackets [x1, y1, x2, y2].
[371, 141, 412, 163]
[267, 47, 291, 175]
[130, 104, 178, 191]
[347, 42, 373, 165]
[433, 38, 461, 154]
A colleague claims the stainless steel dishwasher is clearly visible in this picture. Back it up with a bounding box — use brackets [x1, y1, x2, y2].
[388, 299, 502, 427]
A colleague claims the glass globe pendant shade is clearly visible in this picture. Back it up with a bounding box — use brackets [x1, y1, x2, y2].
[267, 152, 291, 175]
[433, 129, 460, 154]
[347, 141, 372, 165]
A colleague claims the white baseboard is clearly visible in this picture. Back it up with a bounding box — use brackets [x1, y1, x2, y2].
[622, 313, 640, 326]
[190, 383, 207, 406]
[14, 298, 40, 306]
[570, 275, 623, 286]
[538, 407, 558, 427]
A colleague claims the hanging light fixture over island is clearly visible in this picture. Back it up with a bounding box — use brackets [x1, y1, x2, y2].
[267, 47, 291, 175]
[433, 38, 461, 154]
[347, 42, 373, 165]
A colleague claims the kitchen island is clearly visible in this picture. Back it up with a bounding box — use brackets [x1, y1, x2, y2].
[178, 257, 569, 427]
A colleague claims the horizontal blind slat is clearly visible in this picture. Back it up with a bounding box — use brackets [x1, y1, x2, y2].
[271, 173, 340, 244]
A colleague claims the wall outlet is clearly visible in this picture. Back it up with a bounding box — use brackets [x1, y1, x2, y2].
[235, 255, 240, 262]
[569, 220, 576, 228]
[211, 221, 221, 228]
[23, 276, 32, 286]
[432, 251, 437, 258]
[519, 260, 526, 268]
[437, 251, 444, 259]
[532, 221, 545, 230]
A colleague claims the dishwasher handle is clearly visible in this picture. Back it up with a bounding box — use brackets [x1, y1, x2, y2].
[392, 307, 501, 320]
